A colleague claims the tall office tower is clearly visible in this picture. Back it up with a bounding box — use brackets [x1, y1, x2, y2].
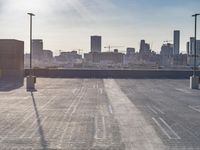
[91, 36, 101, 53]
[173, 30, 180, 55]
[139, 40, 150, 54]
[197, 40, 200, 56]
[139, 40, 145, 53]
[190, 37, 200, 55]
[0, 39, 24, 80]
[187, 42, 190, 55]
[190, 37, 195, 55]
[188, 38, 200, 66]
[32, 39, 43, 60]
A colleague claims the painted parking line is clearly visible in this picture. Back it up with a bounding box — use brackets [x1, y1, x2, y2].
[0, 95, 57, 143]
[159, 117, 181, 139]
[175, 88, 192, 94]
[147, 106, 158, 114]
[189, 105, 200, 113]
[108, 105, 113, 114]
[94, 116, 106, 139]
[153, 106, 165, 114]
[152, 117, 171, 139]
[72, 88, 77, 94]
[152, 117, 181, 140]
[99, 88, 103, 94]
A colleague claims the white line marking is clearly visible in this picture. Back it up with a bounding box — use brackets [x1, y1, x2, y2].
[96, 83, 99, 89]
[94, 116, 99, 139]
[72, 89, 77, 94]
[20, 119, 38, 138]
[99, 88, 103, 94]
[153, 106, 165, 114]
[109, 105, 113, 114]
[57, 87, 86, 148]
[159, 117, 181, 140]
[0, 95, 57, 142]
[175, 88, 192, 94]
[102, 116, 106, 139]
[68, 122, 76, 143]
[94, 116, 106, 140]
[29, 116, 49, 138]
[176, 122, 199, 139]
[189, 105, 200, 113]
[148, 106, 158, 114]
[152, 117, 172, 139]
[45, 112, 60, 137]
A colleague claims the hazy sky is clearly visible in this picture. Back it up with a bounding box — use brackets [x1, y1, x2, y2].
[0, 0, 200, 55]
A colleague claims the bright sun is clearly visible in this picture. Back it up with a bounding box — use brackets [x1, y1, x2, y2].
[8, 0, 49, 13]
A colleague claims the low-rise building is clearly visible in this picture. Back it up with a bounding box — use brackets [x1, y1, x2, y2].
[84, 52, 124, 64]
[43, 50, 53, 63]
[55, 51, 82, 63]
[172, 54, 187, 66]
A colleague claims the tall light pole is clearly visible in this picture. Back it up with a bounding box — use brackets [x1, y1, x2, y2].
[192, 13, 200, 76]
[190, 13, 200, 89]
[27, 13, 35, 74]
[27, 13, 36, 91]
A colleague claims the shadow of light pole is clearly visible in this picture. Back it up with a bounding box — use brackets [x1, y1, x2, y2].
[31, 92, 48, 149]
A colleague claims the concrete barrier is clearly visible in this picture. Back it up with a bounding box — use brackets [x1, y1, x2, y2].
[24, 69, 200, 79]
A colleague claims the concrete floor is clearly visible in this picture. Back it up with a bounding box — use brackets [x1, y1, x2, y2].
[0, 78, 199, 150]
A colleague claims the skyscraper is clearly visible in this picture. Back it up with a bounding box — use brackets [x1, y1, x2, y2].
[190, 38, 200, 55]
[32, 39, 43, 60]
[186, 42, 190, 55]
[188, 37, 200, 67]
[91, 36, 101, 53]
[139, 40, 150, 54]
[140, 40, 145, 53]
[190, 37, 195, 55]
[173, 30, 180, 55]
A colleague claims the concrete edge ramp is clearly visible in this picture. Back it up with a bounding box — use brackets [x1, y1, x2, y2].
[104, 79, 166, 150]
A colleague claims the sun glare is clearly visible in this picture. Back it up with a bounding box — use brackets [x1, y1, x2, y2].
[7, 0, 49, 13]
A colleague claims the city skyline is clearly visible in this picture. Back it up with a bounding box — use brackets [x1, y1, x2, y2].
[0, 0, 200, 55]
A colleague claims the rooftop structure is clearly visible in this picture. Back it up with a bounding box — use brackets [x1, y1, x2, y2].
[0, 39, 24, 80]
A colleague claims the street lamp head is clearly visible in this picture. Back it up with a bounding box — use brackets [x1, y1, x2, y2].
[27, 13, 35, 16]
[192, 13, 200, 17]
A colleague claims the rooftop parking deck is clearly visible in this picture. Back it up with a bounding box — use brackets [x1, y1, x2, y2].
[0, 78, 200, 149]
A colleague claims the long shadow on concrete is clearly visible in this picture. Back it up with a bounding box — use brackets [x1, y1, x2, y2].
[0, 79, 24, 91]
[31, 92, 48, 149]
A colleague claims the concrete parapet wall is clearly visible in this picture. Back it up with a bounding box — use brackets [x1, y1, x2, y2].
[24, 69, 200, 79]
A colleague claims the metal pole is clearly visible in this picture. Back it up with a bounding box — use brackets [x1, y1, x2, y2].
[194, 15, 197, 76]
[27, 13, 35, 76]
[192, 13, 200, 76]
[30, 15, 32, 71]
